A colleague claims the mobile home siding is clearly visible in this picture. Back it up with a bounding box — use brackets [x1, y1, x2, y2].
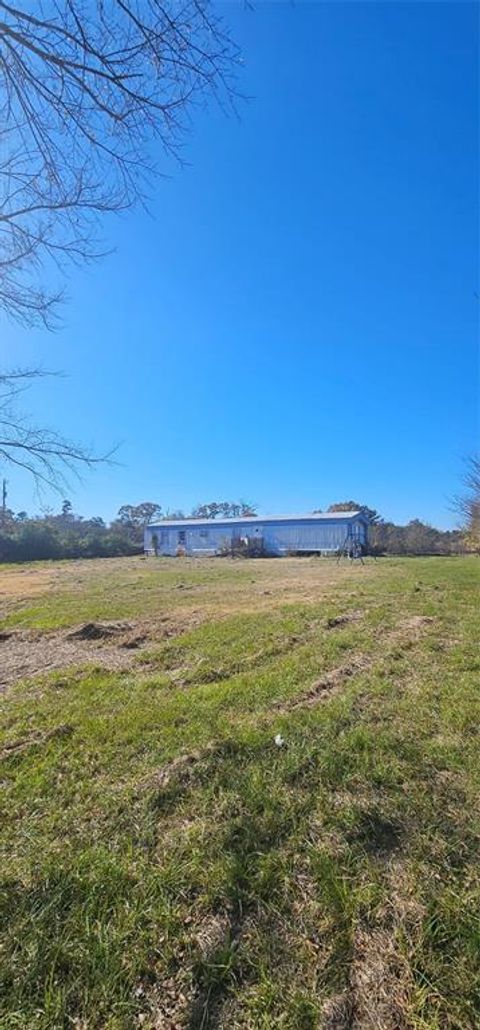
[145, 513, 368, 557]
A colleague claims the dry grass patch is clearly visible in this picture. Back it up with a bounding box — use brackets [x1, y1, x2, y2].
[0, 564, 61, 599]
[0, 612, 205, 691]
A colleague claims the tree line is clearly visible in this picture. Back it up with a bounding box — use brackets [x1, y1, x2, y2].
[323, 502, 466, 556]
[0, 499, 259, 562]
[0, 496, 473, 563]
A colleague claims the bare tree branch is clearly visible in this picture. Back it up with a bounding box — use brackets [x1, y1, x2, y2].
[0, 0, 241, 326]
[0, 368, 116, 492]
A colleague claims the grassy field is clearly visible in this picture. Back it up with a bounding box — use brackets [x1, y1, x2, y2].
[0, 555, 479, 1029]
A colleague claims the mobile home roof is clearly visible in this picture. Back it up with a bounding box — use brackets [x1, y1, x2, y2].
[148, 511, 367, 529]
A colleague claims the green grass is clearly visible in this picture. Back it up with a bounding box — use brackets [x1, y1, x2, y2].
[0, 556, 479, 1028]
[0, 558, 257, 631]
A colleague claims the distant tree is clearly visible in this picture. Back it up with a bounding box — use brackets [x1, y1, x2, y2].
[116, 502, 162, 544]
[0, 497, 154, 561]
[118, 502, 162, 527]
[327, 501, 382, 524]
[191, 503, 214, 519]
[453, 455, 480, 552]
[191, 502, 220, 520]
[239, 500, 258, 517]
[191, 500, 258, 520]
[368, 521, 395, 556]
[61, 499, 73, 520]
[0, 506, 15, 529]
[403, 519, 441, 555]
[369, 518, 463, 557]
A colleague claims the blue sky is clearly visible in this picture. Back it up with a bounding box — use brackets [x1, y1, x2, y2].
[3, 1, 478, 528]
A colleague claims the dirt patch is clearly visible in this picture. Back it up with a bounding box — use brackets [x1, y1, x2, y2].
[194, 912, 231, 959]
[0, 628, 139, 691]
[326, 610, 363, 629]
[275, 654, 372, 714]
[391, 615, 435, 643]
[0, 614, 199, 691]
[402, 615, 434, 629]
[120, 635, 148, 650]
[67, 621, 133, 641]
[134, 969, 192, 1029]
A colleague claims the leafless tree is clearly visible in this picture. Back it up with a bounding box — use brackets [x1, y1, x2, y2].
[453, 455, 480, 551]
[0, 2, 239, 489]
[0, 0, 240, 327]
[0, 367, 113, 491]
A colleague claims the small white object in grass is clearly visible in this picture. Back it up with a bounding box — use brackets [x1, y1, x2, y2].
[274, 733, 285, 747]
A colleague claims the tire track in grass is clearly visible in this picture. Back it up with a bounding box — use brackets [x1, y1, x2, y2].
[272, 615, 436, 715]
[134, 615, 437, 803]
